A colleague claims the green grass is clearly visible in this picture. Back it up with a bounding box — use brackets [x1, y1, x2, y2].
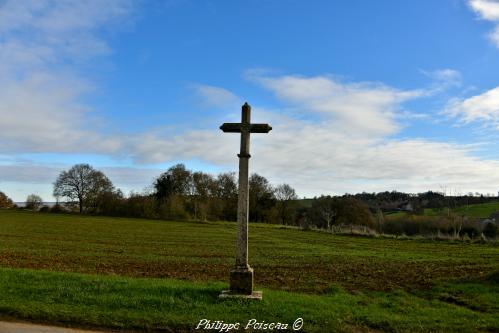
[1, 267, 498, 332]
[0, 210, 499, 332]
[1, 210, 498, 293]
[453, 201, 499, 218]
[385, 211, 406, 218]
[398, 201, 499, 218]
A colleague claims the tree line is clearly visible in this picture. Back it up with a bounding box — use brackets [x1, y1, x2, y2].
[1, 163, 497, 239]
[10, 163, 374, 230]
[47, 163, 301, 224]
[352, 190, 499, 213]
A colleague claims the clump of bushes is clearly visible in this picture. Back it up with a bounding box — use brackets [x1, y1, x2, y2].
[306, 195, 375, 231]
[39, 205, 50, 213]
[381, 213, 492, 239]
[49, 203, 66, 214]
[483, 223, 498, 239]
[0, 191, 15, 209]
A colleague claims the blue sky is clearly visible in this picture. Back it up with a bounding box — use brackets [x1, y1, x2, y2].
[2, 0, 499, 201]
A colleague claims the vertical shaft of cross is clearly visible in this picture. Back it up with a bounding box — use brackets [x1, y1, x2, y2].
[219, 102, 270, 298]
[236, 103, 251, 269]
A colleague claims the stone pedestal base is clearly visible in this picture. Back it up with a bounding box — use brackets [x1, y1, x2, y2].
[218, 267, 262, 300]
[219, 290, 262, 300]
[229, 267, 254, 294]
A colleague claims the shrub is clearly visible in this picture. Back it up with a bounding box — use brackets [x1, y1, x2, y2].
[39, 205, 50, 213]
[123, 194, 157, 219]
[460, 219, 481, 239]
[381, 218, 404, 235]
[157, 195, 190, 220]
[0, 191, 14, 209]
[50, 203, 66, 214]
[483, 223, 498, 239]
[308, 196, 374, 230]
[381, 215, 476, 237]
[94, 190, 124, 216]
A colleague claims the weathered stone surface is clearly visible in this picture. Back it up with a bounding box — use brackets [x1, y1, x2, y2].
[229, 267, 253, 294]
[235, 154, 249, 268]
[219, 290, 262, 300]
[219, 102, 271, 300]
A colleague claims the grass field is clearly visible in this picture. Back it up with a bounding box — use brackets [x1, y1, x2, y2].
[388, 201, 499, 219]
[0, 210, 499, 332]
[437, 201, 499, 218]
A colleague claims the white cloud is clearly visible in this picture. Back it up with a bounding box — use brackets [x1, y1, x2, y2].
[125, 76, 499, 197]
[0, 163, 61, 184]
[446, 86, 499, 128]
[0, 0, 133, 154]
[0, 162, 162, 201]
[193, 84, 241, 108]
[420, 69, 462, 92]
[428, 69, 462, 82]
[490, 25, 499, 45]
[469, 0, 499, 20]
[254, 135, 499, 196]
[130, 130, 236, 164]
[4, 73, 499, 198]
[249, 74, 423, 137]
[2, 2, 499, 198]
[0, 0, 133, 59]
[468, 0, 499, 47]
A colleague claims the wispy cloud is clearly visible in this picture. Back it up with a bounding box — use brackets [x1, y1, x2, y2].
[469, 0, 499, 21]
[0, 0, 133, 62]
[468, 0, 499, 47]
[192, 84, 241, 109]
[446, 86, 499, 128]
[420, 68, 462, 93]
[4, 67, 499, 197]
[248, 74, 424, 137]
[0, 162, 161, 200]
[0, 0, 134, 154]
[2, 2, 499, 198]
[130, 76, 499, 196]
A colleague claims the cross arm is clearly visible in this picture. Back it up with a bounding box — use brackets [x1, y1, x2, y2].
[249, 124, 272, 133]
[220, 123, 242, 133]
[220, 123, 272, 133]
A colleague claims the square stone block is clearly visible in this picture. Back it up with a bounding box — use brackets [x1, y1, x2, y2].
[229, 267, 254, 294]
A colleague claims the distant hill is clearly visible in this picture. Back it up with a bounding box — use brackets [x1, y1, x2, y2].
[295, 198, 499, 219]
[386, 201, 499, 219]
[424, 201, 499, 219]
[14, 202, 58, 208]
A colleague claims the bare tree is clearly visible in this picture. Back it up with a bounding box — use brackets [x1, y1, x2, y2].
[191, 171, 215, 221]
[53, 164, 114, 213]
[275, 183, 298, 224]
[249, 173, 275, 222]
[26, 194, 43, 210]
[214, 172, 238, 221]
[310, 196, 340, 231]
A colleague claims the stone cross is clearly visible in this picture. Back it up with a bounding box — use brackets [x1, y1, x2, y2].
[219, 102, 271, 299]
